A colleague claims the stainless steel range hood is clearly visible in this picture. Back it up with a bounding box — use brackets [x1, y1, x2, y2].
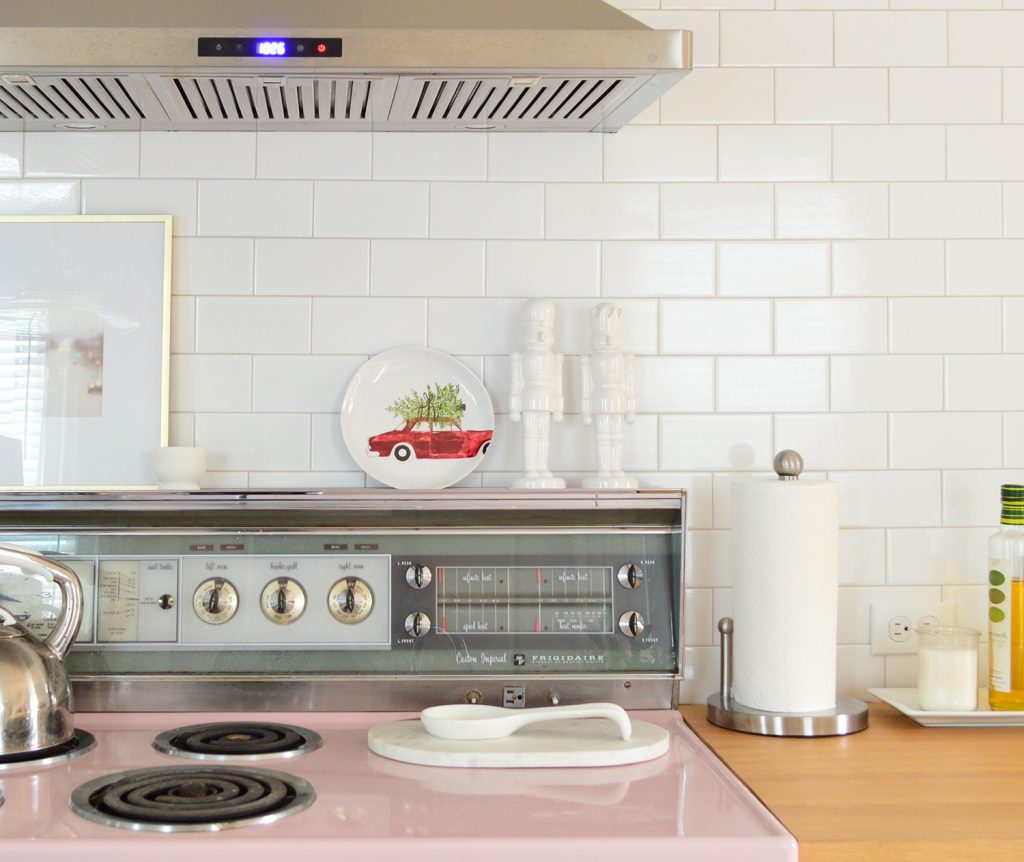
[0, 0, 691, 133]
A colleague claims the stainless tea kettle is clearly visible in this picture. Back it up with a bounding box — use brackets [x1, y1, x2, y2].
[0, 542, 83, 756]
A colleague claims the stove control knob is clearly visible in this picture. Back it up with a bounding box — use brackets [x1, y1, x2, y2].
[618, 611, 646, 638]
[260, 577, 306, 625]
[616, 563, 644, 589]
[328, 577, 374, 624]
[193, 578, 239, 625]
[405, 564, 432, 589]
[404, 612, 432, 638]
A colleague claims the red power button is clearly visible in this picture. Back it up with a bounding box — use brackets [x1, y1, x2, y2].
[316, 42, 328, 54]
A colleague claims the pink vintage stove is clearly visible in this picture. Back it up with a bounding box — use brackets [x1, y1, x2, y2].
[0, 490, 795, 861]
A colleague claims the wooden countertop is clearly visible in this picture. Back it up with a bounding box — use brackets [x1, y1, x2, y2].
[680, 703, 1024, 862]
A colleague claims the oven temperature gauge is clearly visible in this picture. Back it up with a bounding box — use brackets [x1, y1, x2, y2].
[193, 578, 239, 625]
[260, 577, 306, 625]
[327, 577, 373, 624]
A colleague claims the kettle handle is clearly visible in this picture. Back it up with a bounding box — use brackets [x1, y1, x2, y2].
[0, 543, 83, 659]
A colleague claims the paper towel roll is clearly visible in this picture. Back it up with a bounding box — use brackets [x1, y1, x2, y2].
[731, 477, 839, 714]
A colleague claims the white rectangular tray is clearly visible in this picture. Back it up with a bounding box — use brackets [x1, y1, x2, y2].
[869, 688, 1024, 727]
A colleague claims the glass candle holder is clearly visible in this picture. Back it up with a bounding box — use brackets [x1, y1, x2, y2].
[916, 626, 979, 711]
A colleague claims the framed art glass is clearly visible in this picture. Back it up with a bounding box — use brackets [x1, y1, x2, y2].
[0, 215, 171, 489]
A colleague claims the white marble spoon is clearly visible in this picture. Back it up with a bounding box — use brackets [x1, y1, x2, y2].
[419, 702, 632, 741]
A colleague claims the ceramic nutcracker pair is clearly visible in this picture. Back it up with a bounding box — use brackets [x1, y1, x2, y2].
[509, 300, 636, 490]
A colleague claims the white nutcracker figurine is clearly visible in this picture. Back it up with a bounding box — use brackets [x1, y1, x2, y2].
[581, 303, 638, 490]
[509, 299, 566, 489]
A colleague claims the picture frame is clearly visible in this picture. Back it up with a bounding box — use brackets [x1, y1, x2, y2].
[0, 215, 172, 489]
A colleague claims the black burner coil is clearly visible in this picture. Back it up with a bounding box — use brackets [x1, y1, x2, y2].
[171, 724, 306, 755]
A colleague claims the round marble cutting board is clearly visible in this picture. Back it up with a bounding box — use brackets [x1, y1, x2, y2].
[367, 718, 670, 768]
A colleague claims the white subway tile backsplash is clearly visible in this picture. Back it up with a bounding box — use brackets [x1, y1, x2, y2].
[604, 126, 717, 182]
[311, 298, 426, 354]
[1005, 70, 1024, 123]
[374, 133, 486, 181]
[173, 238, 253, 296]
[142, 132, 255, 179]
[602, 242, 715, 297]
[170, 355, 251, 413]
[1006, 298, 1024, 350]
[485, 241, 597, 297]
[634, 357, 715, 413]
[315, 181, 428, 238]
[547, 183, 657, 240]
[775, 69, 887, 125]
[253, 356, 364, 413]
[199, 180, 312, 237]
[891, 413, 1002, 469]
[719, 126, 830, 182]
[949, 11, 1024, 66]
[195, 297, 311, 354]
[942, 470, 1024, 527]
[662, 299, 772, 354]
[830, 471, 942, 528]
[661, 415, 773, 471]
[661, 69, 774, 125]
[26, 132, 138, 178]
[833, 126, 945, 182]
[82, 179, 198, 235]
[1005, 413, 1024, 467]
[0, 180, 76, 214]
[0, 134, 22, 177]
[170, 296, 195, 355]
[948, 127, 1024, 181]
[890, 298, 1001, 354]
[890, 69, 1002, 124]
[947, 357, 1024, 410]
[197, 414, 311, 472]
[839, 530, 887, 587]
[372, 239, 484, 297]
[776, 413, 888, 470]
[487, 134, 602, 182]
[835, 11, 948, 67]
[310, 413, 361, 472]
[888, 528, 992, 586]
[831, 356, 944, 412]
[776, 183, 889, 240]
[256, 133, 371, 180]
[433, 182, 544, 239]
[1006, 184, 1024, 238]
[718, 242, 828, 296]
[718, 357, 828, 412]
[662, 183, 773, 240]
[721, 11, 834, 66]
[890, 183, 1002, 239]
[257, 239, 369, 296]
[775, 299, 887, 354]
[832, 241, 945, 297]
[947, 241, 1024, 296]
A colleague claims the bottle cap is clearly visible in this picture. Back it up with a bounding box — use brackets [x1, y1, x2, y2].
[1001, 485, 1024, 524]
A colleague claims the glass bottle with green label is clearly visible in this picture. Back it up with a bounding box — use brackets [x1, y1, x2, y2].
[989, 484, 1024, 710]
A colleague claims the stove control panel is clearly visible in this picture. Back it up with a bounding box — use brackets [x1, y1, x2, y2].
[0, 524, 680, 677]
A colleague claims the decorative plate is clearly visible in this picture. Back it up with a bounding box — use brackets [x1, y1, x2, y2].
[868, 688, 1024, 727]
[341, 347, 494, 490]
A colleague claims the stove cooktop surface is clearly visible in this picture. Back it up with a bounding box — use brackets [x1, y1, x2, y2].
[0, 711, 796, 862]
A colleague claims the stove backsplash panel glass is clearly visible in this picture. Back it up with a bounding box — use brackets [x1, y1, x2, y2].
[0, 530, 678, 676]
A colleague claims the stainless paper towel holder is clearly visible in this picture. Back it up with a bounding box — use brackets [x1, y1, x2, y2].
[705, 450, 869, 737]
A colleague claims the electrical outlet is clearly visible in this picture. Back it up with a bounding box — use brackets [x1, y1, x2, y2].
[870, 602, 954, 655]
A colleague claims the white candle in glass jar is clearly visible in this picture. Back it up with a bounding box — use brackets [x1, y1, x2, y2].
[916, 626, 979, 711]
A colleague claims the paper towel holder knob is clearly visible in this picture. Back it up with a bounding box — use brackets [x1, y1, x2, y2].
[773, 449, 804, 480]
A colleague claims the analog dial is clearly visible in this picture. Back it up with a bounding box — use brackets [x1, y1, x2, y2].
[193, 578, 239, 625]
[327, 577, 374, 624]
[260, 577, 306, 625]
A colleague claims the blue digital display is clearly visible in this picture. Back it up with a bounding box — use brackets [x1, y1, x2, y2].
[256, 41, 287, 56]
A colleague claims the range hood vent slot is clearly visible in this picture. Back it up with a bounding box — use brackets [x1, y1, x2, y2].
[397, 75, 647, 130]
[0, 75, 148, 123]
[150, 75, 394, 128]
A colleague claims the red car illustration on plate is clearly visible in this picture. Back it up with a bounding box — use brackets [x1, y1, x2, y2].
[368, 422, 492, 461]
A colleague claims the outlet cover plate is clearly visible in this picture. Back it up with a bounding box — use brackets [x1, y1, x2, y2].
[869, 601, 954, 655]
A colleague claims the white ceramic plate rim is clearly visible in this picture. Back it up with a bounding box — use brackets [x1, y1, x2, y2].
[340, 346, 494, 490]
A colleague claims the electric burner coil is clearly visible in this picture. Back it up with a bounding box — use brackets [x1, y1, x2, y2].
[69, 766, 316, 832]
[153, 722, 322, 760]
